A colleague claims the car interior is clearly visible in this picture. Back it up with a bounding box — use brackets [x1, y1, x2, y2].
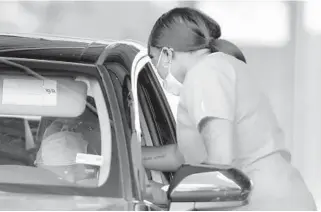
[0, 74, 112, 188]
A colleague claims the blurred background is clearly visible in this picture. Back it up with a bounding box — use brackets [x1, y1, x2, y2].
[0, 0, 320, 209]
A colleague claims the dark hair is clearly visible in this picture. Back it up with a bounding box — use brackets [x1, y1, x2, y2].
[215, 39, 247, 63]
[148, 7, 221, 53]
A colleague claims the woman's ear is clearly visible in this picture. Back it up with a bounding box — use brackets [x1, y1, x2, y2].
[162, 47, 174, 65]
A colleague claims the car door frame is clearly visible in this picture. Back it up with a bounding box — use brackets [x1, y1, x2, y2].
[96, 44, 144, 210]
[96, 41, 177, 210]
[107, 65, 169, 210]
[95, 41, 159, 210]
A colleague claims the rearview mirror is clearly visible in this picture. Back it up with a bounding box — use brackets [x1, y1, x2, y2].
[167, 164, 252, 210]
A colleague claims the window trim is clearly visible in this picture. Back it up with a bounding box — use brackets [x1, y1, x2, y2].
[102, 63, 137, 200]
[144, 64, 177, 145]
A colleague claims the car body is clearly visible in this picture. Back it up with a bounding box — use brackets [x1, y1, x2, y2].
[0, 34, 252, 211]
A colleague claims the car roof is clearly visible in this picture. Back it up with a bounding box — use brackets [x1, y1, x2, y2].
[0, 34, 109, 64]
[0, 33, 147, 78]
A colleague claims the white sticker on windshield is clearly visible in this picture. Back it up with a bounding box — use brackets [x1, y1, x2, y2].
[2, 79, 57, 106]
[76, 153, 104, 166]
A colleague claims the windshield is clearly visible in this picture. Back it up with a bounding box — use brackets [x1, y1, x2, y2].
[0, 60, 112, 189]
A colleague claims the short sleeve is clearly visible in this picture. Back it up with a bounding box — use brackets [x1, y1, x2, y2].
[181, 57, 236, 127]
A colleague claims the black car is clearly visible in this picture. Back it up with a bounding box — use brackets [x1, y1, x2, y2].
[0, 34, 252, 211]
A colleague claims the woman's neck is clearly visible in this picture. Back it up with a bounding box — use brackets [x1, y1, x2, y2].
[186, 50, 210, 70]
[177, 49, 211, 82]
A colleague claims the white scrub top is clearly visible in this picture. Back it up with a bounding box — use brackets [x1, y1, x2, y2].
[176, 52, 290, 168]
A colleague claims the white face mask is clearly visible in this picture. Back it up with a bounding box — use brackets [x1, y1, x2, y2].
[157, 47, 182, 96]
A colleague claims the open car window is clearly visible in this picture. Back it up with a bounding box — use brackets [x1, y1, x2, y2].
[0, 73, 112, 188]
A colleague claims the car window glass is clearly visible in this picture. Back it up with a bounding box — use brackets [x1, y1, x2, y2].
[107, 70, 156, 194]
[0, 73, 112, 188]
[137, 66, 177, 182]
[124, 77, 165, 184]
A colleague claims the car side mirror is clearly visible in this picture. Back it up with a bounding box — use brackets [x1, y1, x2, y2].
[166, 164, 252, 210]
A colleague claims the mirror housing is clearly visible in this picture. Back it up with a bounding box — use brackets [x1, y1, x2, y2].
[167, 164, 252, 209]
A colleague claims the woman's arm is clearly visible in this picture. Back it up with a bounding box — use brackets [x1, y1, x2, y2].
[142, 144, 185, 172]
[199, 117, 234, 165]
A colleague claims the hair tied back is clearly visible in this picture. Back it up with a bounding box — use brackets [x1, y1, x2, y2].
[207, 37, 218, 53]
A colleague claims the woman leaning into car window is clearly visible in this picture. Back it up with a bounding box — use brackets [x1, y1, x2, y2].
[141, 7, 317, 210]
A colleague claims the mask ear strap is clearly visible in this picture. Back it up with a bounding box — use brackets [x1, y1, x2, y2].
[167, 57, 172, 74]
[156, 47, 174, 68]
[156, 47, 166, 68]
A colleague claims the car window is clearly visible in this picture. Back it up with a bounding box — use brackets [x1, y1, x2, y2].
[137, 65, 177, 182]
[0, 71, 112, 188]
[107, 68, 163, 183]
[138, 98, 167, 184]
[108, 63, 169, 188]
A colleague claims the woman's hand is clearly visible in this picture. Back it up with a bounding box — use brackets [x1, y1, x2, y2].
[145, 180, 168, 205]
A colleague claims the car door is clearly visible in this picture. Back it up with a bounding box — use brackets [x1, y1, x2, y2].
[130, 52, 202, 211]
[107, 64, 171, 209]
[128, 51, 177, 180]
[129, 52, 180, 209]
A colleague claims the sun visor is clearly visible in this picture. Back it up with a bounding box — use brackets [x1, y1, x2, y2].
[0, 76, 87, 117]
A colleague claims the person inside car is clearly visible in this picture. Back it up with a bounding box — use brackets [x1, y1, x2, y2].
[143, 7, 316, 210]
[34, 102, 100, 186]
[42, 99, 101, 156]
[34, 131, 94, 184]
